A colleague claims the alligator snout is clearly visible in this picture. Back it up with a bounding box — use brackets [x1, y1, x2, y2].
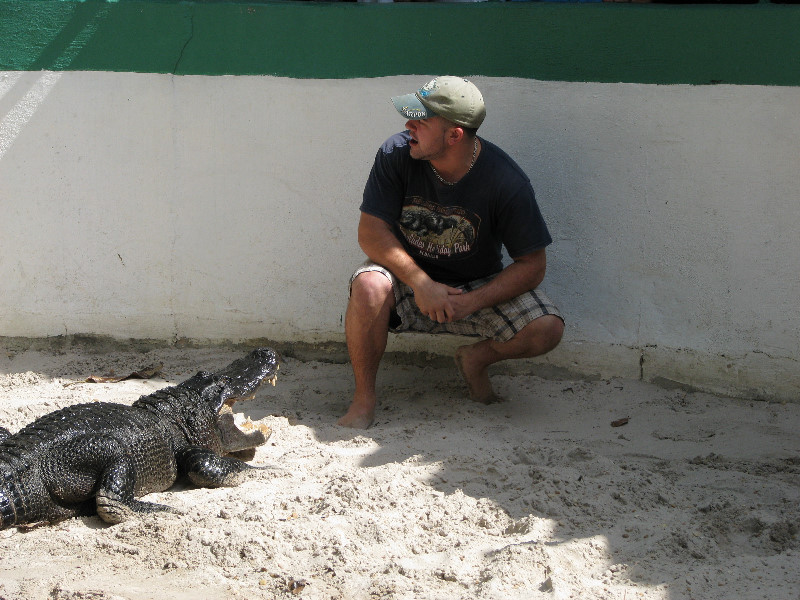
[216, 347, 281, 406]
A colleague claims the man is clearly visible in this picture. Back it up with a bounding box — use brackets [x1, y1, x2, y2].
[339, 76, 564, 429]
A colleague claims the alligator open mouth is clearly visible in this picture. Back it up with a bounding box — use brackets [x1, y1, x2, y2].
[218, 407, 273, 459]
[214, 348, 280, 456]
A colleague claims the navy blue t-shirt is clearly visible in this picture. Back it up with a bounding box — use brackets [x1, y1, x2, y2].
[360, 131, 552, 286]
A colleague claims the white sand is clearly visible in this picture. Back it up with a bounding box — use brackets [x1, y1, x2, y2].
[0, 346, 798, 600]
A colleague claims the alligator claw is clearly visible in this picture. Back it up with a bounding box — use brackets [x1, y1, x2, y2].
[96, 494, 181, 525]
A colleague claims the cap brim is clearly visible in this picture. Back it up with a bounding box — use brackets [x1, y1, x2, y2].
[391, 93, 436, 120]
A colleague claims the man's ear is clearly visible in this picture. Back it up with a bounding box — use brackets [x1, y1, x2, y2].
[447, 125, 465, 146]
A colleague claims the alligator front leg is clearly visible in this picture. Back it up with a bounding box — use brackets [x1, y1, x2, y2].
[0, 426, 10, 443]
[178, 447, 267, 488]
[95, 459, 180, 525]
[45, 436, 179, 525]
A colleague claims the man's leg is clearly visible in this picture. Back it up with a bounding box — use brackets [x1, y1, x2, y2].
[338, 271, 395, 429]
[455, 314, 564, 404]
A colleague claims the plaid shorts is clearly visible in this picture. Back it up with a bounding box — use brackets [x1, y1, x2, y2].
[350, 261, 563, 342]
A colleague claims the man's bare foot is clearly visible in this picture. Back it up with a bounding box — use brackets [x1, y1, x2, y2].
[454, 345, 504, 404]
[337, 398, 375, 429]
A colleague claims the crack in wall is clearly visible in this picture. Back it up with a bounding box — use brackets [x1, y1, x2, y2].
[639, 351, 645, 381]
[173, 8, 195, 75]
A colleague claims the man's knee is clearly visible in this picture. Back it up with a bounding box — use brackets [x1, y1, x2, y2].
[514, 314, 564, 356]
[350, 270, 394, 310]
[540, 315, 565, 352]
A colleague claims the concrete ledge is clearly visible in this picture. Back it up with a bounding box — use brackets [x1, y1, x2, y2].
[641, 345, 800, 403]
[3, 334, 795, 404]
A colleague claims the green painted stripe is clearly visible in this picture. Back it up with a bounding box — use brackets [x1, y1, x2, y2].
[1, 1, 799, 85]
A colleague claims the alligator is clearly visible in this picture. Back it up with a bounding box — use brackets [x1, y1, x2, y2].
[0, 347, 280, 529]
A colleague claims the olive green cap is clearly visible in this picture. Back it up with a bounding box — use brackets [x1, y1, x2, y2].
[391, 76, 486, 129]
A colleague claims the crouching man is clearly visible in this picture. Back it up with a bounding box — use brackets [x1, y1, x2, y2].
[340, 76, 564, 429]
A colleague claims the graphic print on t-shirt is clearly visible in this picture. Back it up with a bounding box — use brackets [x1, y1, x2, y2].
[397, 197, 480, 261]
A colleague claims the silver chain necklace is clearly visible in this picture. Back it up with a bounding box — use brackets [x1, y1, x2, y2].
[430, 137, 478, 186]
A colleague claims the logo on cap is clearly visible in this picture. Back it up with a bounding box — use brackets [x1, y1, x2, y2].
[418, 80, 438, 98]
[402, 106, 427, 119]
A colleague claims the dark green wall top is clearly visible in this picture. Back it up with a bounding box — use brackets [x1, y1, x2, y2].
[1, 0, 799, 85]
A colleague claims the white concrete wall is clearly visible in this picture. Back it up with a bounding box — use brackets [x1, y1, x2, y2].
[1, 72, 798, 400]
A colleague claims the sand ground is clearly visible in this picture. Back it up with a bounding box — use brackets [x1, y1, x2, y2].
[0, 345, 798, 600]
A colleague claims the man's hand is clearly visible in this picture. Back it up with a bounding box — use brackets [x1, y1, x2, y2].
[413, 279, 464, 323]
[422, 249, 549, 323]
[358, 212, 548, 325]
[359, 213, 469, 323]
[444, 291, 480, 322]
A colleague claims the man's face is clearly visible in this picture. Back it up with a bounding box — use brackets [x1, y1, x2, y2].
[405, 117, 452, 162]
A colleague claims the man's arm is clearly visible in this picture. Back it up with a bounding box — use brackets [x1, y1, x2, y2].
[358, 212, 463, 322]
[447, 248, 547, 322]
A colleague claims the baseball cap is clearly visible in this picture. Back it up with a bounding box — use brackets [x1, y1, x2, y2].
[391, 76, 486, 129]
